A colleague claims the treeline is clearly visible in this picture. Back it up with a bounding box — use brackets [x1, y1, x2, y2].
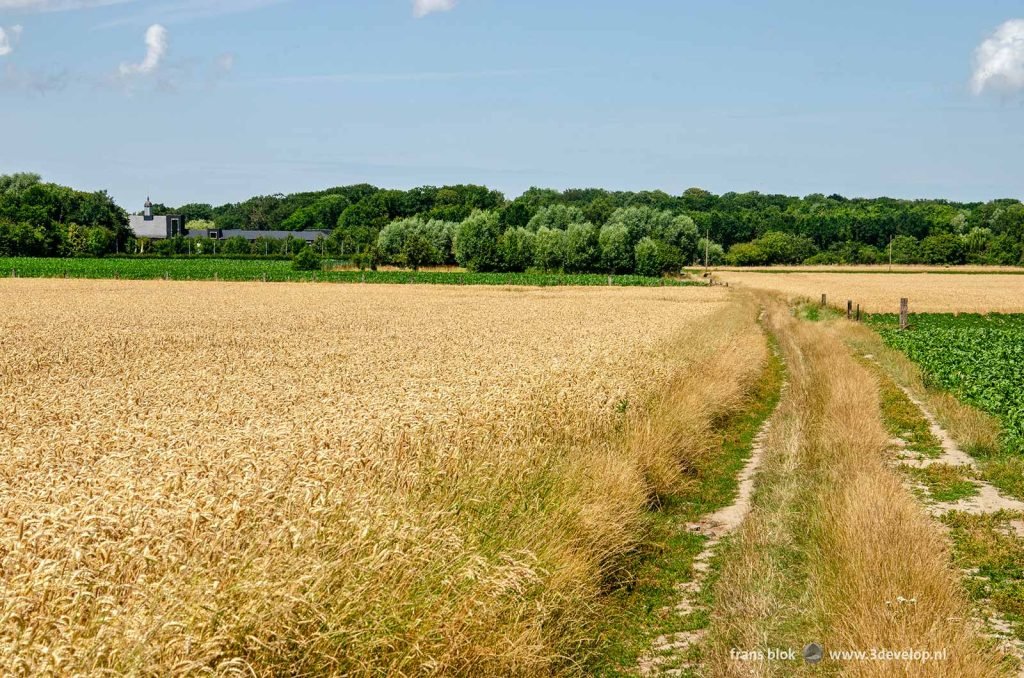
[374, 206, 700, 275]
[0, 174, 129, 257]
[5, 172, 1024, 267]
[166, 185, 1024, 267]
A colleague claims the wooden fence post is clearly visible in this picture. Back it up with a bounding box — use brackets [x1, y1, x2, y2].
[856, 304, 861, 322]
[900, 298, 909, 331]
[821, 293, 827, 307]
[847, 300, 853, 320]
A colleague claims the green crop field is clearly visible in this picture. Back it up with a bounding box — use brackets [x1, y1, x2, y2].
[0, 257, 703, 288]
[868, 313, 1024, 450]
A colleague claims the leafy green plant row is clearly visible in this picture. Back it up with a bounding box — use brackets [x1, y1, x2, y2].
[0, 257, 703, 288]
[868, 313, 1024, 450]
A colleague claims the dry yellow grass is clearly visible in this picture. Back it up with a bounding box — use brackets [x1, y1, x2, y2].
[715, 271, 1024, 313]
[703, 293, 1002, 676]
[0, 279, 765, 676]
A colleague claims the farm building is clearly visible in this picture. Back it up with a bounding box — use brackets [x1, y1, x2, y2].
[128, 198, 331, 243]
[129, 198, 186, 239]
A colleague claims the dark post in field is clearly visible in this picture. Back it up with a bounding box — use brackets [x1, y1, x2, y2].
[821, 293, 827, 307]
[900, 298, 909, 331]
[847, 300, 853, 320]
[856, 304, 861, 322]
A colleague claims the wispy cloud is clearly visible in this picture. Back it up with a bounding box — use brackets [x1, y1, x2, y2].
[118, 23, 166, 76]
[972, 19, 1024, 95]
[413, 0, 456, 18]
[203, 51, 235, 86]
[0, 0, 133, 13]
[215, 52, 235, 74]
[0, 24, 22, 56]
[1, 62, 68, 92]
[96, 0, 289, 28]
[109, 39, 241, 93]
[252, 68, 548, 86]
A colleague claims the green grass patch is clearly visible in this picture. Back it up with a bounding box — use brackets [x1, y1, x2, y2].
[797, 301, 842, 323]
[589, 341, 785, 676]
[906, 464, 979, 503]
[945, 511, 1024, 640]
[866, 357, 944, 458]
[868, 356, 978, 501]
[0, 257, 704, 287]
[980, 458, 1024, 503]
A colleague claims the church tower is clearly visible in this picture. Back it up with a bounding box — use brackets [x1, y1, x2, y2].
[144, 197, 153, 219]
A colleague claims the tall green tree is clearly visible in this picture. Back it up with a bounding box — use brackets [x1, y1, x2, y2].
[563, 222, 600, 273]
[534, 227, 566, 272]
[455, 210, 503, 272]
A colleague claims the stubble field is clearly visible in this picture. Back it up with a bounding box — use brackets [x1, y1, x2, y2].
[0, 279, 764, 676]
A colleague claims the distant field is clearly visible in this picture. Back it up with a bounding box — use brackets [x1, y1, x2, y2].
[0, 257, 700, 287]
[715, 270, 1024, 313]
[710, 264, 1024, 274]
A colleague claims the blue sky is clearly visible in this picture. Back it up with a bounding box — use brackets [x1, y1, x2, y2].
[1, 0, 1023, 208]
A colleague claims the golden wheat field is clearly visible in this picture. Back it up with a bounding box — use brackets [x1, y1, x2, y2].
[0, 279, 765, 676]
[715, 270, 1024, 313]
[713, 264, 1024, 274]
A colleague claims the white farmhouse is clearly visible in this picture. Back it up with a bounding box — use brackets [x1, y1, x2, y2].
[129, 198, 185, 239]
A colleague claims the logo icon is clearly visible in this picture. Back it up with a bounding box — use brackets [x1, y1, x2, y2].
[803, 642, 824, 664]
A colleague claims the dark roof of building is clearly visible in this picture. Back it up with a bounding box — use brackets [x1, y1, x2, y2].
[187, 229, 331, 241]
[228, 230, 330, 240]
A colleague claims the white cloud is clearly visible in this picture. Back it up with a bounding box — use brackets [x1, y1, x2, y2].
[119, 23, 166, 76]
[413, 0, 455, 18]
[972, 19, 1024, 94]
[0, 25, 22, 56]
[0, 0, 132, 12]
